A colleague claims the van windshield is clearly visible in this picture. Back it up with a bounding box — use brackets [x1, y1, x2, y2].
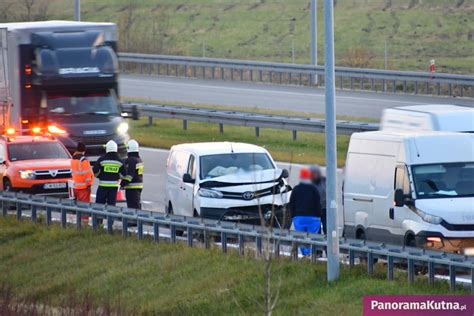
[46, 90, 119, 116]
[412, 162, 474, 199]
[200, 153, 274, 179]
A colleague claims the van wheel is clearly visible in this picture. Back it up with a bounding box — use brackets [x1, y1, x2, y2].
[405, 234, 416, 248]
[167, 202, 173, 215]
[356, 229, 378, 264]
[167, 203, 184, 237]
[356, 229, 366, 241]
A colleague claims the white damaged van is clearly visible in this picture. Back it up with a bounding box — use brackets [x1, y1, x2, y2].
[165, 142, 291, 226]
[343, 131, 474, 254]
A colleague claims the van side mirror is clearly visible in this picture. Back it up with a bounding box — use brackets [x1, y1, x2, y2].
[394, 189, 404, 207]
[183, 173, 195, 184]
[281, 169, 289, 179]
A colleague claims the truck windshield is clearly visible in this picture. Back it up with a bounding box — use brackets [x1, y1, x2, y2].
[200, 153, 274, 179]
[8, 142, 70, 161]
[412, 162, 474, 199]
[46, 90, 119, 116]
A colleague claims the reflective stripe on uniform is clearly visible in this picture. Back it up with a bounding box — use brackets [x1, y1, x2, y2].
[73, 182, 87, 188]
[100, 160, 123, 167]
[123, 175, 133, 181]
[99, 180, 120, 187]
[136, 163, 144, 175]
[124, 183, 143, 189]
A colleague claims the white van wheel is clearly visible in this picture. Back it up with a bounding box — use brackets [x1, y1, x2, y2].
[405, 234, 416, 248]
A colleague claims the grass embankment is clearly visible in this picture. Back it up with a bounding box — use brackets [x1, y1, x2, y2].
[0, 217, 462, 315]
[126, 99, 375, 166]
[129, 119, 349, 166]
[3, 0, 472, 74]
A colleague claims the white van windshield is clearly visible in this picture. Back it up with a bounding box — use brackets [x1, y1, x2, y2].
[412, 162, 474, 199]
[200, 153, 274, 179]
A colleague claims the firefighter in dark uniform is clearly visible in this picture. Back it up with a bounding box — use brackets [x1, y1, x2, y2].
[93, 140, 127, 206]
[122, 139, 144, 209]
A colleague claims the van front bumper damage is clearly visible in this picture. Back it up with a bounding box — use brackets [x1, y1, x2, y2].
[415, 231, 474, 255]
[200, 204, 291, 228]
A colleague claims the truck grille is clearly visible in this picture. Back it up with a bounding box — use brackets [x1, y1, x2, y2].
[34, 169, 72, 180]
[70, 134, 112, 146]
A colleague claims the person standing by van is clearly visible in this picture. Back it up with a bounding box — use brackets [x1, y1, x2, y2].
[93, 140, 127, 206]
[310, 165, 327, 234]
[289, 167, 322, 256]
[71, 142, 94, 202]
[122, 140, 144, 209]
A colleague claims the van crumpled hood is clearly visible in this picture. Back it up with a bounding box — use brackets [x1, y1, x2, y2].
[415, 198, 474, 225]
[200, 169, 285, 189]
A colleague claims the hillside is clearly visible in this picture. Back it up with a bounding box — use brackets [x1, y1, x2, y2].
[0, 0, 473, 73]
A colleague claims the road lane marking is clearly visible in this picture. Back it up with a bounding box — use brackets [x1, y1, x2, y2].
[122, 77, 427, 105]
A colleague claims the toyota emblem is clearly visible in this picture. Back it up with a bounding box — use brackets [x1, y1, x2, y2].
[49, 170, 58, 177]
[242, 191, 255, 200]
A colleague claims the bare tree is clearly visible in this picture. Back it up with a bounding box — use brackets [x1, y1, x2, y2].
[0, 0, 15, 22]
[21, 0, 35, 21]
[118, 1, 136, 52]
[254, 154, 294, 315]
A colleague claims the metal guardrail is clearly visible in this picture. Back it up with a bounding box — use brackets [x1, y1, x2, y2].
[121, 102, 379, 137]
[1, 191, 473, 292]
[118, 53, 474, 97]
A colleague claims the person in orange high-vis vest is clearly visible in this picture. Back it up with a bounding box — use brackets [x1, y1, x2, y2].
[71, 143, 94, 202]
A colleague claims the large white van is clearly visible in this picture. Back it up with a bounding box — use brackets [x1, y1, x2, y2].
[165, 142, 291, 226]
[380, 105, 474, 132]
[343, 131, 474, 254]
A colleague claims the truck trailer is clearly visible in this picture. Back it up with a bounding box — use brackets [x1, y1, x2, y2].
[0, 21, 129, 159]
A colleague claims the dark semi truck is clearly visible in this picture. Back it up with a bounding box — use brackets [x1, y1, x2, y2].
[0, 21, 129, 159]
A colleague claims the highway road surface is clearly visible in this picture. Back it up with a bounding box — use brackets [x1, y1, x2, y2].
[120, 75, 473, 119]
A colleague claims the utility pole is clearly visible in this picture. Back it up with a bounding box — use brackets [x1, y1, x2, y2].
[324, 0, 340, 282]
[310, 0, 318, 84]
[74, 0, 81, 21]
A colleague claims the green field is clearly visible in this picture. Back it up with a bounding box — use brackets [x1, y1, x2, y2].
[1, 0, 473, 74]
[0, 217, 464, 315]
[129, 117, 350, 166]
[125, 99, 379, 166]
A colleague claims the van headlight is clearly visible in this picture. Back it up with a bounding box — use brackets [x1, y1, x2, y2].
[19, 170, 35, 180]
[117, 122, 129, 135]
[198, 188, 223, 198]
[413, 207, 443, 225]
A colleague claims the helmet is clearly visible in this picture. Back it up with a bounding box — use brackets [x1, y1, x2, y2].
[127, 139, 139, 153]
[105, 140, 118, 153]
[299, 168, 312, 180]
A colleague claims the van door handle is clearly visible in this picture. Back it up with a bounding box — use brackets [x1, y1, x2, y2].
[353, 197, 373, 203]
[389, 207, 394, 220]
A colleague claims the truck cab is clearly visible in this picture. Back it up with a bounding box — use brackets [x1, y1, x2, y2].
[0, 21, 129, 160]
